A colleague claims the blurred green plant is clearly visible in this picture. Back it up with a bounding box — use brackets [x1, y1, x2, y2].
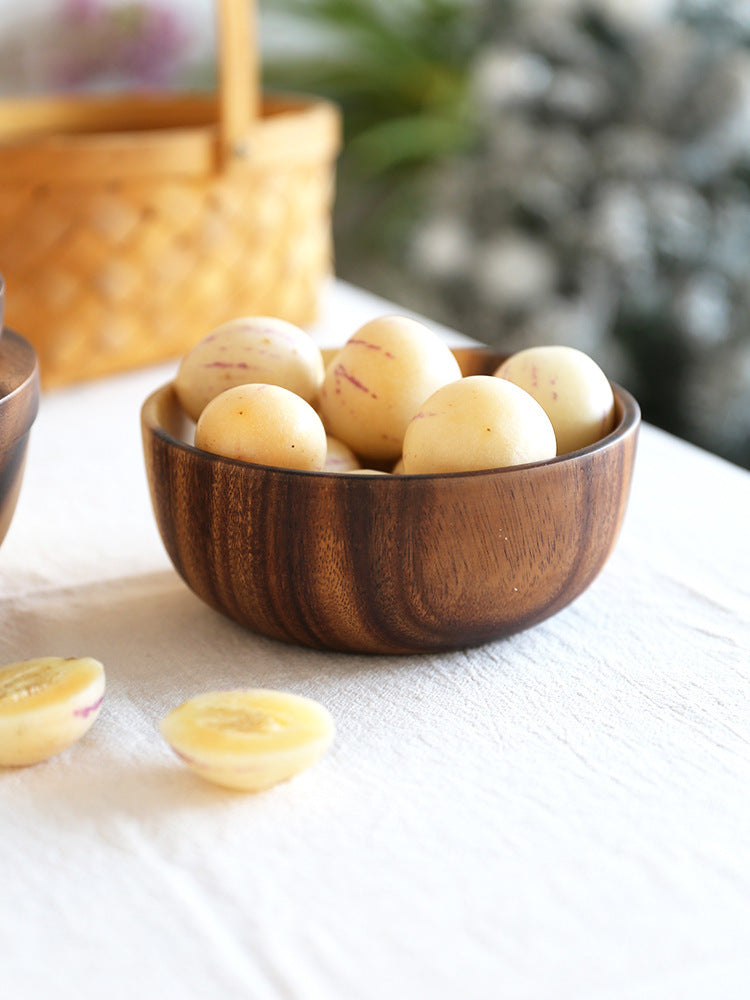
[263, 0, 750, 468]
[263, 0, 485, 271]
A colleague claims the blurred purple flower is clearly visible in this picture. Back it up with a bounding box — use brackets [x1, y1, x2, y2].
[49, 0, 190, 90]
[62, 0, 101, 24]
[112, 7, 189, 86]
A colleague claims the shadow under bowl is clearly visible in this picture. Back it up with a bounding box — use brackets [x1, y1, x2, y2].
[0, 329, 40, 549]
[141, 347, 640, 654]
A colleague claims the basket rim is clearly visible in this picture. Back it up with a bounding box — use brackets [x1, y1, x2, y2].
[0, 91, 341, 180]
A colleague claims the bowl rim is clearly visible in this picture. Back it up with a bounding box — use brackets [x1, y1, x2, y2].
[141, 348, 641, 480]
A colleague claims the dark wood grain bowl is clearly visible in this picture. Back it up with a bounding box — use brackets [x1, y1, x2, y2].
[0, 329, 40, 549]
[141, 347, 640, 654]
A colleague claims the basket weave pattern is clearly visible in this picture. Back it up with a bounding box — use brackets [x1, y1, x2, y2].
[1, 159, 334, 385]
[0, 1, 340, 387]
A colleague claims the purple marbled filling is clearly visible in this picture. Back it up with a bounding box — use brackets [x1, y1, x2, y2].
[173, 747, 199, 766]
[349, 338, 395, 359]
[332, 364, 378, 400]
[203, 360, 257, 370]
[171, 747, 257, 775]
[73, 694, 104, 718]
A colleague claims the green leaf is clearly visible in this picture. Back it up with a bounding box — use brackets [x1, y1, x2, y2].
[345, 112, 476, 176]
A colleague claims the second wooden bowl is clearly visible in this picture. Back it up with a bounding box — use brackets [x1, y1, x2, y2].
[141, 347, 640, 654]
[0, 328, 40, 549]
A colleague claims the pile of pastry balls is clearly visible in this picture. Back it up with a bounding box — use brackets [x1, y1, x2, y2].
[174, 314, 616, 474]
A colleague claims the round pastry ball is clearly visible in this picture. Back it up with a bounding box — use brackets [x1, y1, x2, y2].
[318, 315, 462, 463]
[402, 375, 557, 474]
[195, 384, 327, 470]
[494, 345, 615, 455]
[323, 435, 362, 473]
[175, 316, 325, 422]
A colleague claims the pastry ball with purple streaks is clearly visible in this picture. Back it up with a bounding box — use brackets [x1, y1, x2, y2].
[403, 375, 556, 474]
[318, 315, 462, 462]
[175, 316, 325, 422]
[494, 346, 615, 455]
[323, 435, 361, 473]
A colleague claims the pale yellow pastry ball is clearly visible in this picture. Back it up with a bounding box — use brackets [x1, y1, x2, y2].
[160, 688, 335, 793]
[0, 656, 105, 767]
[323, 435, 362, 473]
[318, 315, 462, 463]
[494, 345, 615, 455]
[194, 384, 327, 470]
[402, 375, 557, 474]
[175, 316, 325, 422]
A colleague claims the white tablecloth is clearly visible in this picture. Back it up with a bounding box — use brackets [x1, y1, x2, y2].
[2, 281, 748, 1000]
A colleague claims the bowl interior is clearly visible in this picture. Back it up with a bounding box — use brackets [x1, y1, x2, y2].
[0, 328, 40, 548]
[0, 328, 40, 431]
[152, 345, 639, 468]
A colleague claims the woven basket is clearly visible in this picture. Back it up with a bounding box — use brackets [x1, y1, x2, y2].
[0, 0, 340, 387]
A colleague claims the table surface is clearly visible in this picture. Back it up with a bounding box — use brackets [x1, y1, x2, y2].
[1, 281, 748, 1000]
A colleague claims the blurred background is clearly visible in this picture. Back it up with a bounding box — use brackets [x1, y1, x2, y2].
[0, 0, 749, 468]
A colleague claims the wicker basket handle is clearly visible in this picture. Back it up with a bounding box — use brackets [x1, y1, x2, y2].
[216, 0, 259, 165]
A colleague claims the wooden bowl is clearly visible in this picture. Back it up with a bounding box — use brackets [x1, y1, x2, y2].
[141, 347, 640, 654]
[0, 329, 40, 549]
